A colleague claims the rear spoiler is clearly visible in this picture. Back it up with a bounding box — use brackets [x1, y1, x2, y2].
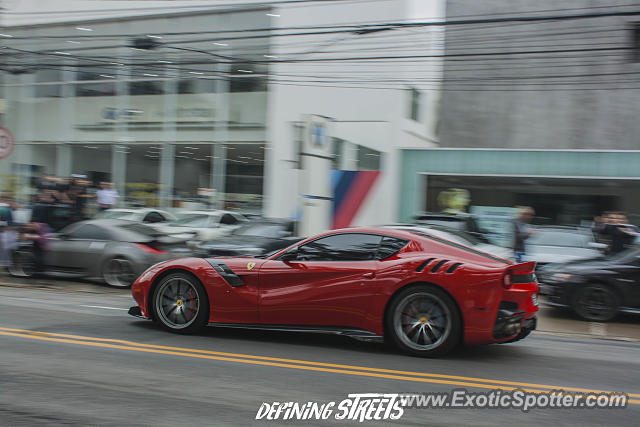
[503, 261, 537, 288]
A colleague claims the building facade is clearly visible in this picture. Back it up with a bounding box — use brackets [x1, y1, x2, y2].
[399, 0, 640, 225]
[1, 0, 442, 231]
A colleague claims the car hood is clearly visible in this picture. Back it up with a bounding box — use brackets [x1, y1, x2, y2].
[524, 245, 601, 264]
[539, 256, 612, 274]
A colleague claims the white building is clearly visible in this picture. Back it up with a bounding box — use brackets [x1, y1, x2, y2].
[0, 0, 443, 230]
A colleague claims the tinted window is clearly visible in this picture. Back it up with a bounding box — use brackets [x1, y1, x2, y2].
[143, 212, 164, 223]
[297, 233, 382, 261]
[68, 225, 111, 240]
[220, 213, 239, 225]
[376, 237, 408, 260]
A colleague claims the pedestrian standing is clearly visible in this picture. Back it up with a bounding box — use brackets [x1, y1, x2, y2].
[96, 181, 119, 211]
[513, 206, 535, 263]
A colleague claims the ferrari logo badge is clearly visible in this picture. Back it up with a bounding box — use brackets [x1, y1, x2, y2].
[247, 262, 256, 271]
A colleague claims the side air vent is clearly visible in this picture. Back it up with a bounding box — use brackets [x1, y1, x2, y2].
[430, 260, 449, 273]
[416, 258, 436, 272]
[446, 263, 463, 273]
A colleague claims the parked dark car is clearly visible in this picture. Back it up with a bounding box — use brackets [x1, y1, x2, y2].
[9, 219, 193, 287]
[195, 219, 303, 258]
[537, 247, 640, 321]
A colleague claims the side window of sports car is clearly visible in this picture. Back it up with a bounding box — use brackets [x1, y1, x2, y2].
[376, 236, 409, 260]
[67, 225, 111, 240]
[297, 233, 382, 261]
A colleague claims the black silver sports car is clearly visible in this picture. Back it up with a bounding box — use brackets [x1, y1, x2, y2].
[538, 247, 640, 321]
[10, 219, 192, 287]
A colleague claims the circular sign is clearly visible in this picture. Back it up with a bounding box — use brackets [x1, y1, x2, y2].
[0, 126, 15, 159]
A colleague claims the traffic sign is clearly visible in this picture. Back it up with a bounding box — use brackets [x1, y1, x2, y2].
[0, 126, 14, 159]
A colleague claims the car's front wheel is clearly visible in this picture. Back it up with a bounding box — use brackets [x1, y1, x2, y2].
[572, 283, 619, 322]
[385, 285, 461, 357]
[152, 272, 209, 334]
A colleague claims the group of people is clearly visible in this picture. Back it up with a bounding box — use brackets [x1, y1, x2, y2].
[0, 176, 120, 274]
[593, 211, 640, 254]
[513, 206, 639, 262]
[30, 176, 119, 227]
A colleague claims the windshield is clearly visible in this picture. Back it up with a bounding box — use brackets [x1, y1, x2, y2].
[233, 224, 286, 238]
[527, 230, 591, 247]
[168, 214, 214, 228]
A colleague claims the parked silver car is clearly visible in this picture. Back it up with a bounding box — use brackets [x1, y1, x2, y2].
[10, 219, 192, 287]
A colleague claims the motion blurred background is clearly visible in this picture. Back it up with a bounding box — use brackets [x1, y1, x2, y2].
[0, 0, 639, 262]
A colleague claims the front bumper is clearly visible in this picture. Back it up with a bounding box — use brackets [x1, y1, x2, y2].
[128, 305, 148, 319]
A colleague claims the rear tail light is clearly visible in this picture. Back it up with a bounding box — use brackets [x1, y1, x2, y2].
[502, 272, 513, 289]
[133, 243, 168, 255]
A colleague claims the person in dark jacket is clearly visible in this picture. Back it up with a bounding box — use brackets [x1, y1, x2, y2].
[513, 206, 535, 263]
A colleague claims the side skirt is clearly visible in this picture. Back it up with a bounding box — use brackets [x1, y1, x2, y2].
[206, 322, 384, 343]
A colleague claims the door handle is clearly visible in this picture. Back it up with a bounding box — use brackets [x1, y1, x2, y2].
[362, 272, 376, 279]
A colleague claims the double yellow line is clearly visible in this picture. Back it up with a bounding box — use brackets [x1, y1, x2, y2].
[1, 326, 638, 405]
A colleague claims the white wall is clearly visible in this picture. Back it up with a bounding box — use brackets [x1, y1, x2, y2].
[264, 0, 444, 225]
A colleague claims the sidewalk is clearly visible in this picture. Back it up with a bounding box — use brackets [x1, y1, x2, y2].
[1, 274, 639, 342]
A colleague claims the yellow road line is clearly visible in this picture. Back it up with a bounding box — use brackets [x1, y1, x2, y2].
[1, 329, 638, 404]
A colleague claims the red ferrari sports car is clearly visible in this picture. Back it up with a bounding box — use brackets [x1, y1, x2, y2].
[129, 227, 538, 356]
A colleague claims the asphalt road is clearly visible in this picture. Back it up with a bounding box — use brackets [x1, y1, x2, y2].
[1, 284, 638, 426]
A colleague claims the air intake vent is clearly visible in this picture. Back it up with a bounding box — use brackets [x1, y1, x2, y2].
[430, 260, 449, 273]
[416, 258, 436, 272]
[446, 263, 463, 273]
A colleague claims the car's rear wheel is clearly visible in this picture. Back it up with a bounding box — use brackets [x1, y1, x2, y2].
[152, 272, 209, 334]
[572, 283, 618, 322]
[102, 257, 136, 288]
[386, 285, 461, 357]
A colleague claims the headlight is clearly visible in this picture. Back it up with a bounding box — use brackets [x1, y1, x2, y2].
[551, 273, 574, 282]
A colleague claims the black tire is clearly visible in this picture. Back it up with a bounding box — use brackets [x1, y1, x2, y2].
[572, 283, 619, 322]
[152, 272, 209, 334]
[8, 250, 36, 278]
[385, 285, 461, 357]
[102, 256, 137, 288]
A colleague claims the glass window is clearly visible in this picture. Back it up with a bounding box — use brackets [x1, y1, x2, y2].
[173, 144, 213, 206]
[75, 69, 116, 97]
[67, 224, 111, 240]
[357, 146, 382, 171]
[376, 237, 408, 260]
[297, 233, 382, 261]
[143, 211, 165, 223]
[224, 144, 264, 210]
[124, 144, 161, 207]
[169, 214, 212, 228]
[229, 64, 267, 92]
[220, 213, 239, 225]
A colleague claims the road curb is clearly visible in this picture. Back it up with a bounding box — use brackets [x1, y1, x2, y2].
[533, 330, 640, 343]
